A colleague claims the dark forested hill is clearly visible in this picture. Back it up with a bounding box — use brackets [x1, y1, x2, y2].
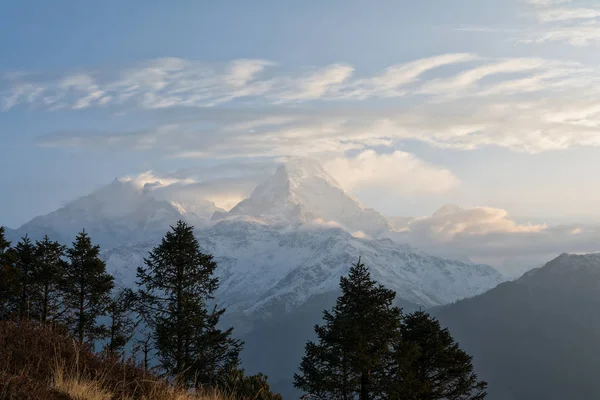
[435, 253, 600, 400]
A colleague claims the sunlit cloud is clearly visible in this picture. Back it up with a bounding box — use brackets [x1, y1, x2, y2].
[0, 54, 479, 111]
[20, 52, 596, 158]
[323, 150, 460, 196]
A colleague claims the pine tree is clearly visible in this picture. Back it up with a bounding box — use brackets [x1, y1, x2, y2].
[62, 230, 114, 345]
[0, 227, 9, 253]
[34, 236, 67, 323]
[14, 236, 37, 320]
[0, 227, 18, 319]
[387, 311, 487, 400]
[220, 367, 283, 400]
[136, 220, 242, 387]
[104, 288, 139, 356]
[294, 259, 403, 400]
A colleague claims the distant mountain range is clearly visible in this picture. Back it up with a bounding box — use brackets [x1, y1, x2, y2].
[3, 157, 511, 397]
[4, 158, 505, 314]
[7, 158, 600, 398]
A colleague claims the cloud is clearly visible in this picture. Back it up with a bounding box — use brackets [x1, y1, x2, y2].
[526, 0, 571, 4]
[121, 161, 276, 211]
[0, 53, 478, 111]
[536, 7, 600, 23]
[27, 52, 600, 158]
[338, 53, 479, 99]
[400, 205, 546, 241]
[521, 0, 600, 46]
[274, 64, 354, 102]
[388, 204, 600, 277]
[123, 171, 251, 213]
[418, 58, 550, 96]
[525, 25, 600, 46]
[322, 150, 460, 196]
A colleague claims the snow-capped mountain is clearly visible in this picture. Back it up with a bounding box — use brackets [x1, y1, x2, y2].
[14, 178, 223, 248]
[216, 157, 392, 236]
[103, 219, 506, 319]
[6, 157, 507, 321]
[5, 157, 509, 396]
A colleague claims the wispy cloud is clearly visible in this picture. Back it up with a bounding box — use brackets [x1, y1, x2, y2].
[523, 0, 600, 45]
[1, 54, 478, 111]
[526, 0, 572, 5]
[2, 54, 588, 109]
[26, 52, 598, 157]
[525, 25, 600, 46]
[536, 7, 600, 23]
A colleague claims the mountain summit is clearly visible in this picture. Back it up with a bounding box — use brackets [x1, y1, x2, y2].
[219, 157, 392, 235]
[14, 178, 222, 248]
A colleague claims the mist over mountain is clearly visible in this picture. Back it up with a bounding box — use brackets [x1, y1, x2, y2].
[2, 157, 511, 397]
[9, 177, 223, 249]
[435, 252, 600, 400]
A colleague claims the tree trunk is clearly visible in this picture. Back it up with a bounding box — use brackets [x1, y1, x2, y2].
[19, 274, 28, 320]
[79, 263, 85, 344]
[42, 283, 49, 323]
[360, 371, 369, 400]
[342, 351, 350, 400]
[176, 262, 183, 373]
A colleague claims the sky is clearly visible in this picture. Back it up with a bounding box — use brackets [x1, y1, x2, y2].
[3, 0, 600, 229]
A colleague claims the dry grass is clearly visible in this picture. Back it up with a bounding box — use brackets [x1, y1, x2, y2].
[51, 363, 229, 400]
[53, 365, 112, 400]
[0, 321, 233, 400]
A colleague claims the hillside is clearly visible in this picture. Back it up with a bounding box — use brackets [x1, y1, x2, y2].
[435, 253, 600, 400]
[0, 321, 239, 400]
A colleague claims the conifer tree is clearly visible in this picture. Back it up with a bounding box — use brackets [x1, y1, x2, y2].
[220, 368, 283, 400]
[0, 227, 9, 253]
[0, 227, 18, 319]
[133, 327, 156, 373]
[104, 288, 139, 356]
[136, 220, 242, 387]
[14, 235, 37, 320]
[294, 259, 403, 400]
[62, 230, 114, 345]
[387, 311, 487, 400]
[34, 236, 67, 323]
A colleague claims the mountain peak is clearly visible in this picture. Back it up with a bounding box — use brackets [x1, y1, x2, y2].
[278, 156, 343, 189]
[521, 252, 600, 282]
[221, 157, 391, 234]
[15, 174, 222, 247]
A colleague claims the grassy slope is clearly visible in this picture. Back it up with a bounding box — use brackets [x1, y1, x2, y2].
[0, 321, 228, 400]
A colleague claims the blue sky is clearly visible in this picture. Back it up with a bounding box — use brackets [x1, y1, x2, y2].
[3, 0, 600, 228]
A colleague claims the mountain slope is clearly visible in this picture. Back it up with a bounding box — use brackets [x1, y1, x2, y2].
[13, 178, 223, 248]
[102, 220, 506, 399]
[103, 220, 506, 317]
[218, 157, 392, 235]
[2, 159, 511, 399]
[435, 253, 600, 400]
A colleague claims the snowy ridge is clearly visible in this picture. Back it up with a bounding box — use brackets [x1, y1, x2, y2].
[15, 178, 223, 248]
[8, 157, 507, 320]
[103, 220, 506, 316]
